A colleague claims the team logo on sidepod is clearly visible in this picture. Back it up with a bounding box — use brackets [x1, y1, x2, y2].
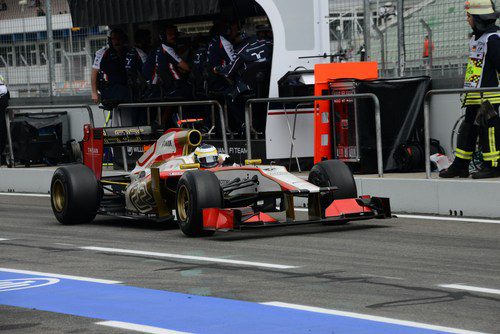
[0, 278, 60, 292]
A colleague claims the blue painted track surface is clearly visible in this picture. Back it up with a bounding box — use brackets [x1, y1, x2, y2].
[0, 271, 454, 333]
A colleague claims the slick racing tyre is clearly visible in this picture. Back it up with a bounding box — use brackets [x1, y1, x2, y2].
[176, 170, 222, 237]
[308, 159, 357, 211]
[50, 164, 100, 225]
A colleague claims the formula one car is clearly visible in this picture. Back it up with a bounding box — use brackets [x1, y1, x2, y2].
[50, 125, 391, 237]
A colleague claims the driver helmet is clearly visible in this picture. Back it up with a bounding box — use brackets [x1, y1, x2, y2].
[194, 144, 219, 168]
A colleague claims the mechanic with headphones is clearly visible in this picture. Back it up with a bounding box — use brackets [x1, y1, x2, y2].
[91, 28, 131, 108]
[440, 0, 500, 179]
[215, 24, 273, 132]
[143, 25, 192, 101]
[206, 20, 239, 93]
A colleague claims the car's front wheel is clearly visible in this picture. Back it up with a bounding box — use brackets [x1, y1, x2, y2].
[176, 170, 222, 237]
[308, 160, 357, 217]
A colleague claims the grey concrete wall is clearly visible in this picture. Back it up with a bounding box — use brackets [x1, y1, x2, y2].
[2, 167, 499, 218]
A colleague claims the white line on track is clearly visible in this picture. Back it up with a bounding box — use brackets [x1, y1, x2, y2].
[295, 207, 500, 224]
[0, 192, 50, 197]
[0, 238, 10, 241]
[395, 214, 500, 224]
[439, 284, 500, 296]
[261, 302, 485, 334]
[96, 321, 191, 334]
[0, 268, 122, 284]
[80, 246, 299, 270]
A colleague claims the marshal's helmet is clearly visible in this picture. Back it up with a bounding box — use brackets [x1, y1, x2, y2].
[465, 0, 499, 19]
[194, 144, 219, 168]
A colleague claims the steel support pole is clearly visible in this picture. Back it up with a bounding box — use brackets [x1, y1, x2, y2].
[397, 0, 405, 77]
[245, 94, 384, 177]
[45, 0, 55, 101]
[363, 0, 372, 61]
[373, 25, 386, 73]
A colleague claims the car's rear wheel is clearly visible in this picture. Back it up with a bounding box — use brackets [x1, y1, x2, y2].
[176, 170, 222, 237]
[308, 160, 357, 214]
[50, 164, 100, 225]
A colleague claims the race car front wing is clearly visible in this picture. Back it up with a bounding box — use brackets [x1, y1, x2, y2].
[202, 196, 391, 231]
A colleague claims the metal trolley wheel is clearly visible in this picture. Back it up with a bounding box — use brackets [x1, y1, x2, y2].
[450, 115, 483, 172]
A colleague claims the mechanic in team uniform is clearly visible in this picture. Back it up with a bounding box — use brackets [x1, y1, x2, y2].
[216, 24, 273, 130]
[91, 28, 130, 106]
[126, 29, 151, 74]
[0, 75, 9, 165]
[440, 0, 500, 179]
[124, 29, 152, 125]
[206, 21, 238, 93]
[143, 25, 192, 101]
[125, 29, 151, 96]
[218, 25, 273, 97]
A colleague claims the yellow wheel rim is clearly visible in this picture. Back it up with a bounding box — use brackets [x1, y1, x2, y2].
[177, 185, 190, 221]
[52, 179, 66, 213]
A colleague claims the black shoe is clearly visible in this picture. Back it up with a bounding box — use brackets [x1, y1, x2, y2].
[439, 164, 469, 178]
[471, 165, 500, 179]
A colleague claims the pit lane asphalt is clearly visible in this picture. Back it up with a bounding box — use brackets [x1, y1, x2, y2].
[0, 195, 499, 333]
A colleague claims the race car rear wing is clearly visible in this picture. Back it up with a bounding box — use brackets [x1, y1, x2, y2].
[82, 124, 163, 179]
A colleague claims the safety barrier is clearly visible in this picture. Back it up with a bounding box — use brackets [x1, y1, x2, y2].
[424, 87, 500, 179]
[4, 104, 94, 168]
[244, 94, 384, 177]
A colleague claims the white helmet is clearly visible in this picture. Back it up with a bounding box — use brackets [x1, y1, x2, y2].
[465, 0, 497, 15]
[194, 144, 219, 168]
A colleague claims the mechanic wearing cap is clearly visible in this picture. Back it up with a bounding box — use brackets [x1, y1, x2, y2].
[440, 0, 500, 179]
[91, 28, 131, 106]
[144, 25, 192, 101]
[218, 24, 273, 86]
[206, 20, 239, 93]
[0, 75, 9, 165]
[216, 24, 273, 129]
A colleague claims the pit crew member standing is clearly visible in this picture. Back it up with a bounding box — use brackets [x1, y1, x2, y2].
[206, 21, 238, 92]
[217, 25, 273, 128]
[91, 28, 130, 105]
[440, 0, 500, 179]
[125, 29, 151, 75]
[145, 25, 192, 100]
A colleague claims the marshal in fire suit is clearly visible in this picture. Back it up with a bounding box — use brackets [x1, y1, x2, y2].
[440, 0, 500, 179]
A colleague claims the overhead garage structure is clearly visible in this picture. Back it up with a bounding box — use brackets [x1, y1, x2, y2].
[67, 0, 266, 27]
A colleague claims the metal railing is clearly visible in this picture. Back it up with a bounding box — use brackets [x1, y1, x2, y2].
[4, 104, 94, 167]
[244, 94, 384, 177]
[424, 87, 500, 178]
[117, 100, 228, 155]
